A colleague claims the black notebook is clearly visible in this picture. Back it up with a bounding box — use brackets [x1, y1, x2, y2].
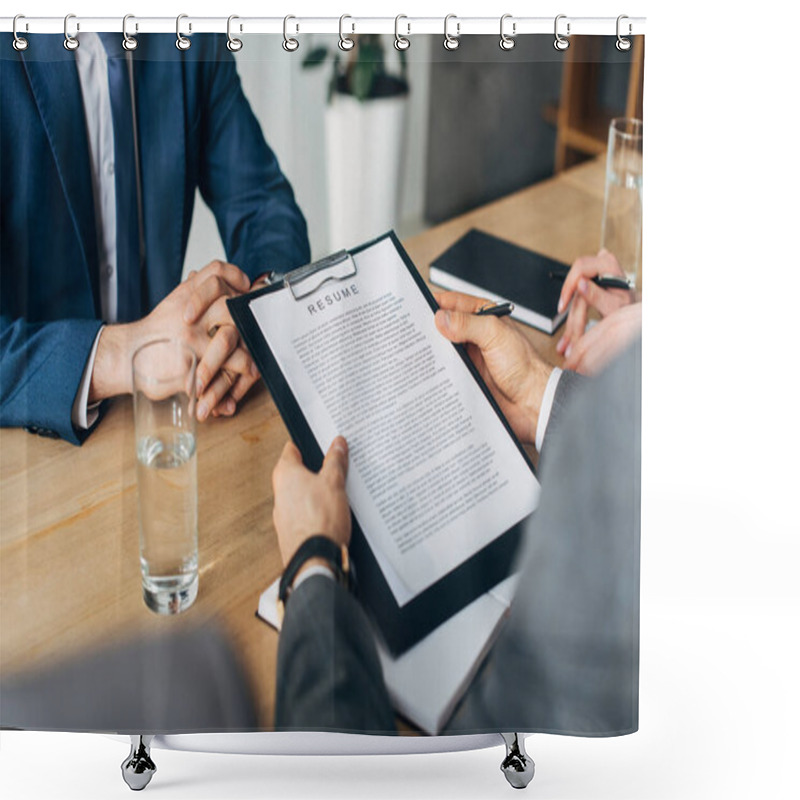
[430, 229, 569, 334]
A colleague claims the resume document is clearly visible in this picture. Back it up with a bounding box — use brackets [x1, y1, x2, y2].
[251, 237, 540, 606]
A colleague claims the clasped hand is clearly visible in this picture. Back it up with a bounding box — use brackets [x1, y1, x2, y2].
[135, 259, 260, 420]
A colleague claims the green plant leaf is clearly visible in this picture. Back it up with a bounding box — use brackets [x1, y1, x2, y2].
[351, 59, 378, 101]
[302, 46, 330, 68]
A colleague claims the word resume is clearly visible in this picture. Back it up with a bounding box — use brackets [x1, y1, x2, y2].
[251, 237, 540, 606]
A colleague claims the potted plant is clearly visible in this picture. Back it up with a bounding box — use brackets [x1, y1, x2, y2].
[303, 35, 410, 250]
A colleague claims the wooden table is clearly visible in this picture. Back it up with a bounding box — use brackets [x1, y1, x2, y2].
[0, 157, 605, 729]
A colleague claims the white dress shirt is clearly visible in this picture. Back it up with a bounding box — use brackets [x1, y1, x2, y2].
[72, 33, 119, 429]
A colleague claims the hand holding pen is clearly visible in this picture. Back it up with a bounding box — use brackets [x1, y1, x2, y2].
[553, 249, 637, 360]
[476, 301, 514, 318]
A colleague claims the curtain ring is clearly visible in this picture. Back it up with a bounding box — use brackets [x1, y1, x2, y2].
[616, 15, 632, 51]
[227, 15, 243, 52]
[499, 14, 516, 51]
[553, 14, 570, 51]
[12, 14, 29, 51]
[338, 15, 355, 51]
[394, 15, 410, 51]
[63, 13, 79, 51]
[282, 15, 299, 52]
[176, 14, 191, 51]
[122, 14, 138, 51]
[443, 14, 460, 51]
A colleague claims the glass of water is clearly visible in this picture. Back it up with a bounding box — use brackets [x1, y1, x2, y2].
[132, 339, 198, 615]
[601, 118, 643, 289]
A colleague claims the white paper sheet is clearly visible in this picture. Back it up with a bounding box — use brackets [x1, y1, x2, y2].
[251, 237, 539, 605]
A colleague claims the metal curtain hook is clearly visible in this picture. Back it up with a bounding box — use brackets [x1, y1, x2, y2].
[616, 15, 632, 51]
[339, 14, 355, 51]
[227, 15, 243, 52]
[63, 13, 79, 51]
[282, 15, 299, 52]
[122, 14, 138, 51]
[12, 14, 29, 51]
[176, 14, 191, 51]
[499, 14, 516, 51]
[394, 14, 410, 51]
[443, 14, 460, 51]
[554, 14, 570, 51]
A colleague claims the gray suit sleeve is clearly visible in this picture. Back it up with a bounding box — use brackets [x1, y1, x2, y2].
[538, 368, 585, 469]
[275, 576, 396, 733]
[449, 341, 641, 735]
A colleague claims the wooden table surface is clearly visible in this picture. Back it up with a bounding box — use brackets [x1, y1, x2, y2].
[0, 157, 605, 729]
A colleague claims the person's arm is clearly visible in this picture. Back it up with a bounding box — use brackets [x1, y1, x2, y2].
[275, 575, 396, 732]
[448, 340, 641, 735]
[271, 438, 396, 732]
[196, 37, 311, 280]
[0, 313, 104, 445]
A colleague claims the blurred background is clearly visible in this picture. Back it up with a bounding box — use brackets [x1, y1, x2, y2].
[184, 34, 643, 271]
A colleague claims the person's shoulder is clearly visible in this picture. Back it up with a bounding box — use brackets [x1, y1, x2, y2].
[135, 33, 226, 64]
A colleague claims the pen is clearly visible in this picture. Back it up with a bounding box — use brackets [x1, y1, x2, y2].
[548, 270, 632, 291]
[476, 302, 514, 317]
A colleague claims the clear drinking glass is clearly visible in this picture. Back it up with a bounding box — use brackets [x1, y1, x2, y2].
[601, 118, 643, 289]
[132, 339, 199, 615]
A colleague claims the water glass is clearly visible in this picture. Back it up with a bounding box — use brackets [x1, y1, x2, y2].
[132, 339, 199, 615]
[601, 118, 643, 288]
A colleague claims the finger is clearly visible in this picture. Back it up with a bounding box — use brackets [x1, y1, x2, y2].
[208, 356, 259, 417]
[273, 440, 304, 492]
[563, 323, 597, 372]
[595, 248, 626, 276]
[183, 274, 237, 324]
[434, 308, 506, 352]
[198, 295, 238, 333]
[560, 295, 589, 356]
[197, 345, 253, 417]
[195, 325, 239, 397]
[197, 367, 237, 421]
[197, 260, 251, 294]
[576, 278, 630, 318]
[558, 250, 626, 313]
[321, 436, 349, 488]
[559, 255, 599, 313]
[433, 290, 491, 314]
[229, 370, 259, 404]
[565, 327, 609, 375]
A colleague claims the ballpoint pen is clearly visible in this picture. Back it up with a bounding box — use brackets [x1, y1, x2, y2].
[475, 302, 514, 317]
[548, 270, 632, 291]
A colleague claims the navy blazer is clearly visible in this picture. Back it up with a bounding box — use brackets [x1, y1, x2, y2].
[0, 34, 310, 444]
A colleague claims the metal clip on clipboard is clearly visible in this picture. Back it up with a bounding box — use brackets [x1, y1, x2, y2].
[283, 249, 358, 300]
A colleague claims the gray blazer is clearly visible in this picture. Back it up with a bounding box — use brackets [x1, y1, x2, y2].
[275, 341, 641, 735]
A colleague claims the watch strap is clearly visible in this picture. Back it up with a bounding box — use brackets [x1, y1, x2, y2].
[277, 535, 351, 621]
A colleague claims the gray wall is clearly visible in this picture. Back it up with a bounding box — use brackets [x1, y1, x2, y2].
[424, 36, 563, 223]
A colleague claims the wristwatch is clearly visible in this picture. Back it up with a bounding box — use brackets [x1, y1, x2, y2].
[277, 535, 352, 622]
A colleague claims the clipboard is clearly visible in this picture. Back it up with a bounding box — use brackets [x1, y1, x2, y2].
[228, 231, 537, 656]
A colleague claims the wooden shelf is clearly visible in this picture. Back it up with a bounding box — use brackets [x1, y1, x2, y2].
[546, 37, 644, 173]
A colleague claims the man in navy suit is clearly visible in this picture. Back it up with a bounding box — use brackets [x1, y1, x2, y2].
[0, 33, 310, 444]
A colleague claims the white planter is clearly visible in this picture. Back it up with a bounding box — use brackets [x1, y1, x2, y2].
[325, 92, 408, 251]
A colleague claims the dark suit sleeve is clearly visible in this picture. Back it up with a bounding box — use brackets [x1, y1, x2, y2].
[196, 38, 310, 279]
[275, 575, 396, 733]
[0, 314, 103, 445]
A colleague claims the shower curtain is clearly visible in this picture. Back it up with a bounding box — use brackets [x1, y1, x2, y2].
[0, 26, 642, 742]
